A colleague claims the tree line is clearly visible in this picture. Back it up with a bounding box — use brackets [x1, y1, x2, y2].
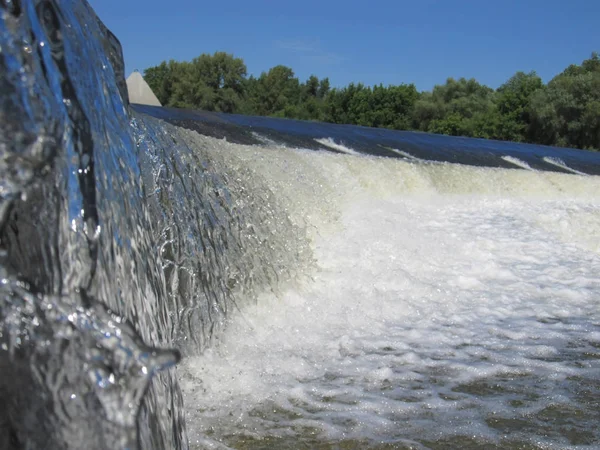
[144, 51, 600, 151]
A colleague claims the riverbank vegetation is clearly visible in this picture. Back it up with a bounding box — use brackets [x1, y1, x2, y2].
[144, 52, 600, 151]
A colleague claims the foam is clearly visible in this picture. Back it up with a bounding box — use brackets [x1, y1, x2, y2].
[381, 145, 425, 162]
[250, 131, 279, 146]
[501, 155, 535, 170]
[175, 135, 600, 448]
[315, 137, 361, 156]
[543, 156, 587, 175]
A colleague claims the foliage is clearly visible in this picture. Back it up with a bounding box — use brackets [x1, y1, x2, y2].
[529, 52, 600, 149]
[495, 71, 543, 141]
[144, 52, 600, 151]
[145, 52, 246, 113]
[413, 77, 496, 137]
[325, 83, 418, 129]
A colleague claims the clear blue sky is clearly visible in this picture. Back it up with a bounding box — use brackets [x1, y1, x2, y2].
[88, 0, 599, 91]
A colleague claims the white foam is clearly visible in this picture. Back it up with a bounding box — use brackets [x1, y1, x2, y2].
[501, 155, 535, 170]
[381, 145, 424, 162]
[315, 137, 361, 156]
[543, 156, 587, 175]
[251, 131, 279, 146]
[176, 135, 600, 447]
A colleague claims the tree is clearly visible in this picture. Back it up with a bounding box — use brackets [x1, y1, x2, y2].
[304, 75, 319, 98]
[144, 60, 177, 105]
[529, 52, 600, 149]
[370, 84, 419, 129]
[495, 71, 543, 142]
[318, 78, 331, 99]
[145, 52, 247, 112]
[412, 77, 496, 136]
[243, 65, 302, 117]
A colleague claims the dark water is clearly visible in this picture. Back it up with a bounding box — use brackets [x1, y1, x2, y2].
[0, 2, 599, 450]
[132, 104, 600, 175]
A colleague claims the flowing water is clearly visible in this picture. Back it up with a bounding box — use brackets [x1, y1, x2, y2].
[177, 141, 600, 449]
[1, 1, 599, 449]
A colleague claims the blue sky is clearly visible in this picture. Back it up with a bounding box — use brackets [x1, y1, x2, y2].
[88, 0, 599, 91]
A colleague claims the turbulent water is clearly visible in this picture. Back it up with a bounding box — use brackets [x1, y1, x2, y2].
[178, 142, 600, 449]
[1, 1, 599, 450]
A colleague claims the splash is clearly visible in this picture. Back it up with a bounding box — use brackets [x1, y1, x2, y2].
[0, 2, 310, 448]
[0, 1, 187, 448]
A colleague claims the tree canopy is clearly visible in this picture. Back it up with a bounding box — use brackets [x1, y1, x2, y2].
[144, 51, 600, 151]
[528, 52, 600, 150]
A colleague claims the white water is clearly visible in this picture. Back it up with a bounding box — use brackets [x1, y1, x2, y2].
[178, 135, 600, 448]
[315, 137, 362, 155]
[543, 156, 587, 176]
[381, 146, 425, 162]
[501, 155, 535, 171]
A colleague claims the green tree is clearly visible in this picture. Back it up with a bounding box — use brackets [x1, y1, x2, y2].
[144, 60, 177, 105]
[412, 77, 496, 136]
[324, 83, 418, 129]
[243, 65, 302, 117]
[145, 52, 247, 112]
[495, 71, 543, 142]
[325, 83, 367, 125]
[318, 78, 331, 99]
[370, 84, 419, 129]
[529, 52, 600, 149]
[304, 75, 319, 98]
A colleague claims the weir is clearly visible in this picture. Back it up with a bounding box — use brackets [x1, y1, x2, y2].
[1, 1, 600, 450]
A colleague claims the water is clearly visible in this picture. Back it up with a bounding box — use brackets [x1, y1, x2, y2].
[132, 104, 600, 176]
[0, 1, 187, 448]
[176, 142, 600, 448]
[0, 1, 599, 449]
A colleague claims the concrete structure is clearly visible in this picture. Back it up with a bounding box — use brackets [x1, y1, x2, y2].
[126, 71, 162, 106]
